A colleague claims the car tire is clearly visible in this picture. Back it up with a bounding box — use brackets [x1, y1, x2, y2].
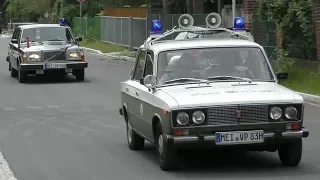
[155, 123, 177, 171]
[126, 118, 145, 150]
[18, 69, 27, 83]
[10, 64, 18, 77]
[278, 138, 302, 166]
[75, 69, 85, 81]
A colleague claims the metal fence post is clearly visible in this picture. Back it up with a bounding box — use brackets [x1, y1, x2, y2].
[129, 16, 132, 51]
[85, 17, 88, 39]
[100, 16, 103, 41]
[113, 17, 116, 43]
[120, 18, 123, 45]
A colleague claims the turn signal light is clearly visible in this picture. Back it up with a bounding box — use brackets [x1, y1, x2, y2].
[80, 49, 85, 61]
[174, 129, 189, 136]
[22, 54, 27, 63]
[286, 122, 301, 130]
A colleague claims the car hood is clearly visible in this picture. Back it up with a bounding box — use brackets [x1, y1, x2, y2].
[159, 82, 303, 108]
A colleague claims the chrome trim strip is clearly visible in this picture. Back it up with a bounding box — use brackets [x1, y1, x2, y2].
[165, 129, 307, 144]
[21, 62, 87, 65]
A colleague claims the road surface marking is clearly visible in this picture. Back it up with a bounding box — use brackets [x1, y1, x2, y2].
[26, 106, 43, 109]
[46, 105, 63, 108]
[4, 107, 16, 111]
[0, 151, 17, 180]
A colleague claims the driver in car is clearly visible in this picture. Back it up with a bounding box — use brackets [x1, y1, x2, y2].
[200, 49, 255, 79]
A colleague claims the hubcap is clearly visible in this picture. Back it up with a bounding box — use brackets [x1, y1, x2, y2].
[127, 121, 132, 143]
[158, 134, 164, 156]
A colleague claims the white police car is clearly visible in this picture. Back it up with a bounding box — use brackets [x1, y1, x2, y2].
[120, 13, 309, 171]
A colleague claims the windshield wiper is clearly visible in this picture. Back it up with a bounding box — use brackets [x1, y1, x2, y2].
[207, 76, 252, 82]
[47, 39, 65, 41]
[21, 40, 43, 45]
[165, 78, 207, 84]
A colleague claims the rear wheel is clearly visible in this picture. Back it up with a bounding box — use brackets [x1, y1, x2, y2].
[126, 117, 145, 150]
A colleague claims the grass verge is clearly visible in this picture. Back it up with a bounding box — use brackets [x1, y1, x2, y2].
[279, 67, 320, 96]
[80, 40, 127, 53]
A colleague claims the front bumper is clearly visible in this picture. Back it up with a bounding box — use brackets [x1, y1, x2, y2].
[164, 128, 309, 147]
[20, 61, 88, 70]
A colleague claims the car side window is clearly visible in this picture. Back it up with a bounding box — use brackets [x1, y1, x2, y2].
[132, 49, 146, 80]
[16, 29, 21, 42]
[12, 29, 18, 40]
[143, 54, 153, 77]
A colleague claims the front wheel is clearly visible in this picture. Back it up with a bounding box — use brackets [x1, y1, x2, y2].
[10, 63, 18, 77]
[18, 69, 27, 83]
[75, 69, 85, 81]
[155, 123, 177, 171]
[278, 138, 302, 166]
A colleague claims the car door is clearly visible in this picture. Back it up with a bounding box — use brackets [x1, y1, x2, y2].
[9, 28, 21, 70]
[125, 48, 147, 136]
[137, 52, 156, 140]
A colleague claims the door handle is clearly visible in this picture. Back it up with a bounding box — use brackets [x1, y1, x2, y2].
[125, 88, 129, 92]
[135, 92, 139, 96]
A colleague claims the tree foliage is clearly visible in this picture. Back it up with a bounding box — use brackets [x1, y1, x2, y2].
[258, 0, 316, 60]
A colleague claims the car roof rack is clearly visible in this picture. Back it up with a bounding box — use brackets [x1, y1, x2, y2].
[144, 13, 253, 49]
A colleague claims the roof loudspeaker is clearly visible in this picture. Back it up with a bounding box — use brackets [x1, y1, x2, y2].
[205, 13, 222, 29]
[178, 14, 194, 29]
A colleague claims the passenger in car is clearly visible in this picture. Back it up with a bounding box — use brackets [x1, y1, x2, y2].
[159, 52, 197, 84]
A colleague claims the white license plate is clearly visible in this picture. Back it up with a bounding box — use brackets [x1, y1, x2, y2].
[44, 63, 66, 69]
[215, 130, 264, 145]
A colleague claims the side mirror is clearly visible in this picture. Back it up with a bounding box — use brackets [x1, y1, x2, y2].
[11, 39, 18, 44]
[76, 37, 82, 42]
[143, 75, 156, 90]
[277, 72, 288, 80]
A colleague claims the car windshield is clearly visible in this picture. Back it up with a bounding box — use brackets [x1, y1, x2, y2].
[20, 27, 74, 43]
[157, 47, 274, 85]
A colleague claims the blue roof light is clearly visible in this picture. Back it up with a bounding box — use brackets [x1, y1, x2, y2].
[150, 20, 163, 34]
[60, 18, 67, 26]
[233, 17, 245, 30]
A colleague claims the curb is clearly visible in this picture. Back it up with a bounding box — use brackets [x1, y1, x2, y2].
[299, 92, 320, 105]
[83, 47, 135, 62]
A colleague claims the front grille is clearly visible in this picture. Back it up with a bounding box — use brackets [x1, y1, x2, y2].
[207, 105, 269, 125]
[43, 51, 66, 61]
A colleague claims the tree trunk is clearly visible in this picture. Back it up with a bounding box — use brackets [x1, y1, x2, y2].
[162, 0, 168, 13]
[192, 0, 203, 14]
[186, 0, 193, 13]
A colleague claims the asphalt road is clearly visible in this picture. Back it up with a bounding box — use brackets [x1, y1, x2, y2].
[0, 36, 319, 180]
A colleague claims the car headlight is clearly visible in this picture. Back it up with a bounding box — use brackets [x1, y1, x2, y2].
[27, 53, 41, 61]
[285, 106, 298, 120]
[269, 106, 282, 120]
[67, 51, 80, 60]
[176, 112, 189, 125]
[192, 111, 205, 124]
